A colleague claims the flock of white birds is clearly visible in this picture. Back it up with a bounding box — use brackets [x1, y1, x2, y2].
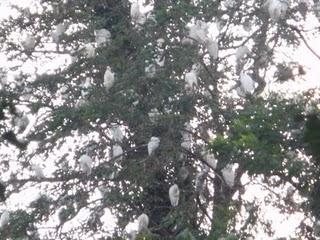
[0, 0, 296, 238]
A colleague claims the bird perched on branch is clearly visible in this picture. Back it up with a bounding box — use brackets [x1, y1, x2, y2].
[169, 184, 180, 207]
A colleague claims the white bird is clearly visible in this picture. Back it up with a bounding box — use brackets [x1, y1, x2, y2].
[130, 1, 141, 22]
[185, 69, 198, 92]
[206, 39, 219, 59]
[110, 124, 124, 142]
[203, 151, 217, 169]
[240, 72, 255, 94]
[145, 64, 156, 77]
[104, 66, 115, 91]
[84, 43, 95, 58]
[21, 35, 36, 50]
[236, 45, 250, 61]
[79, 154, 92, 175]
[94, 29, 111, 46]
[137, 213, 149, 232]
[169, 184, 180, 207]
[32, 164, 45, 179]
[188, 20, 208, 43]
[148, 137, 160, 156]
[222, 164, 236, 187]
[52, 23, 67, 43]
[0, 211, 9, 229]
[265, 0, 289, 21]
[113, 144, 123, 160]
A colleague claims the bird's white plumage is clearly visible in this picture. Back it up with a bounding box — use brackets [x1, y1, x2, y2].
[148, 137, 160, 156]
[52, 23, 67, 43]
[130, 1, 142, 23]
[265, 0, 289, 21]
[137, 213, 149, 232]
[95, 29, 111, 46]
[169, 184, 180, 207]
[203, 151, 217, 169]
[21, 35, 36, 50]
[79, 154, 92, 175]
[236, 45, 250, 60]
[206, 39, 219, 59]
[185, 69, 198, 91]
[222, 164, 236, 187]
[32, 164, 45, 179]
[240, 73, 255, 94]
[110, 124, 124, 142]
[188, 20, 208, 43]
[84, 43, 95, 58]
[104, 66, 115, 91]
[113, 144, 123, 160]
[0, 211, 9, 229]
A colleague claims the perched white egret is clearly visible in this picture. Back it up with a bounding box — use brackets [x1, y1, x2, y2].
[94, 29, 111, 46]
[236, 45, 250, 61]
[264, 0, 289, 21]
[203, 151, 217, 169]
[52, 23, 67, 43]
[188, 20, 208, 43]
[79, 154, 92, 175]
[84, 43, 95, 58]
[222, 164, 236, 187]
[148, 137, 160, 156]
[130, 1, 141, 22]
[32, 164, 45, 179]
[104, 66, 115, 91]
[185, 69, 198, 92]
[110, 123, 124, 142]
[0, 211, 9, 229]
[113, 144, 123, 160]
[240, 72, 255, 94]
[206, 39, 219, 59]
[137, 213, 149, 232]
[145, 63, 156, 77]
[21, 35, 36, 50]
[169, 184, 180, 207]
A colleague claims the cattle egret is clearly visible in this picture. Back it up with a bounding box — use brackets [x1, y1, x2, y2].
[203, 151, 217, 169]
[265, 0, 289, 21]
[52, 23, 67, 43]
[113, 144, 123, 160]
[145, 64, 156, 77]
[0, 211, 9, 229]
[185, 69, 198, 92]
[206, 39, 219, 59]
[79, 154, 92, 175]
[110, 124, 124, 142]
[137, 213, 149, 232]
[130, 1, 141, 22]
[240, 72, 255, 94]
[222, 164, 236, 187]
[84, 43, 95, 58]
[21, 35, 36, 50]
[94, 29, 111, 46]
[32, 164, 45, 179]
[236, 46, 250, 61]
[188, 20, 208, 43]
[169, 184, 180, 207]
[148, 137, 160, 156]
[104, 66, 115, 91]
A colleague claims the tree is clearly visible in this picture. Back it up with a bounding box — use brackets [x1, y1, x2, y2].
[0, 0, 319, 239]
